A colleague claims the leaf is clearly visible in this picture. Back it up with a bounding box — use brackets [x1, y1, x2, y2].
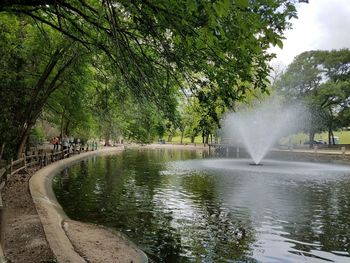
[213, 0, 230, 17]
[236, 0, 249, 8]
[276, 39, 283, 49]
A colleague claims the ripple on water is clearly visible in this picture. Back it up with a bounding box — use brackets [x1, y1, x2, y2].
[53, 151, 350, 263]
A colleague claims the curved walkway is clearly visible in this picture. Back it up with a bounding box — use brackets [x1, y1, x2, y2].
[29, 147, 148, 263]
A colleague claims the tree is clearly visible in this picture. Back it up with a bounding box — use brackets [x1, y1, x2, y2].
[44, 62, 98, 142]
[0, 13, 86, 158]
[275, 49, 350, 145]
[182, 82, 226, 145]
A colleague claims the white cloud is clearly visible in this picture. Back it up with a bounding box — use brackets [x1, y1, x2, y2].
[270, 0, 350, 67]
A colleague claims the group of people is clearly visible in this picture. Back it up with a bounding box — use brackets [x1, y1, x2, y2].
[51, 135, 100, 152]
[51, 135, 81, 152]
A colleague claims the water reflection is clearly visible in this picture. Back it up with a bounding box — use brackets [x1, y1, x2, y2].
[53, 150, 350, 262]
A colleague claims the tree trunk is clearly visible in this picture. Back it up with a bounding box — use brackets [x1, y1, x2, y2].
[309, 131, 315, 149]
[205, 134, 209, 145]
[104, 132, 110, 146]
[327, 122, 334, 146]
[0, 143, 5, 161]
[180, 130, 184, 144]
[190, 135, 195, 144]
[64, 120, 70, 136]
[331, 130, 335, 145]
[16, 127, 31, 159]
[60, 112, 65, 138]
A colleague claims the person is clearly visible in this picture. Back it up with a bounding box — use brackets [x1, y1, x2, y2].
[51, 137, 56, 149]
[69, 136, 74, 151]
[51, 137, 59, 151]
[53, 136, 60, 151]
[62, 135, 69, 151]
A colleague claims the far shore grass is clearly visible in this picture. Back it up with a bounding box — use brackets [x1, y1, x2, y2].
[166, 130, 350, 145]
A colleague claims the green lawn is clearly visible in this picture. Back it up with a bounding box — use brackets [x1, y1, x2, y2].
[320, 130, 350, 144]
[160, 136, 204, 144]
[281, 130, 350, 145]
[165, 130, 350, 145]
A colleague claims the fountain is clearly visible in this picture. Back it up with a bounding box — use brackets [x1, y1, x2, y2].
[222, 100, 304, 164]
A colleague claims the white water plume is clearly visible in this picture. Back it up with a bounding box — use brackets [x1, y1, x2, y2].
[222, 100, 306, 164]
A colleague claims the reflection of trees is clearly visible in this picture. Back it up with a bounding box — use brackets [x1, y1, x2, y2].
[53, 149, 271, 262]
[53, 149, 202, 262]
[111, 150, 185, 261]
[181, 173, 256, 262]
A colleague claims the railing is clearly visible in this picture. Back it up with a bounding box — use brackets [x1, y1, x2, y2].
[0, 144, 97, 208]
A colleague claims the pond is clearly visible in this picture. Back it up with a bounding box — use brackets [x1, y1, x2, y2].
[53, 148, 350, 262]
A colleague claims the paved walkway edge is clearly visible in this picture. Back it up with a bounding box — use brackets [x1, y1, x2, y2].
[29, 147, 125, 263]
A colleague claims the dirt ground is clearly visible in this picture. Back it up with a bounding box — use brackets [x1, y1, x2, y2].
[63, 219, 146, 263]
[1, 168, 56, 263]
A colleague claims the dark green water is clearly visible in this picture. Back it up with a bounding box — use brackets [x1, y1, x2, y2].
[53, 149, 350, 262]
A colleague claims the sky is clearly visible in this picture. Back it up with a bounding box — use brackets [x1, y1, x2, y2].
[270, 0, 350, 67]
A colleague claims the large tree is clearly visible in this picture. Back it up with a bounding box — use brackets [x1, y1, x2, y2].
[275, 49, 350, 145]
[0, 13, 87, 158]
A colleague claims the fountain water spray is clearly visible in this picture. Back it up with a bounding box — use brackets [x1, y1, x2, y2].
[222, 99, 305, 165]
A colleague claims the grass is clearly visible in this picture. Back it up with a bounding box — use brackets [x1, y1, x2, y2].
[162, 130, 350, 145]
[318, 130, 350, 144]
[160, 136, 205, 144]
[282, 130, 350, 145]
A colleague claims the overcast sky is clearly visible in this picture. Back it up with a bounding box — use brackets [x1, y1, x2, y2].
[270, 0, 350, 67]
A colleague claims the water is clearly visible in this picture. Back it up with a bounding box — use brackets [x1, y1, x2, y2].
[222, 101, 305, 164]
[53, 149, 350, 262]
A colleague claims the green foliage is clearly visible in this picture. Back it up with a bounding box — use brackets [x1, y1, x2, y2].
[275, 49, 350, 144]
[181, 82, 226, 144]
[0, 13, 86, 158]
[1, 0, 297, 107]
[29, 126, 46, 145]
[0, 0, 299, 157]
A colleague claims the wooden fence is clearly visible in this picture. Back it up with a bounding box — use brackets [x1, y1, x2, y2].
[0, 144, 97, 208]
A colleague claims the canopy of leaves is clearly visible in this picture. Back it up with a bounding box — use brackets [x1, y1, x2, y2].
[1, 0, 297, 108]
[0, 0, 299, 158]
